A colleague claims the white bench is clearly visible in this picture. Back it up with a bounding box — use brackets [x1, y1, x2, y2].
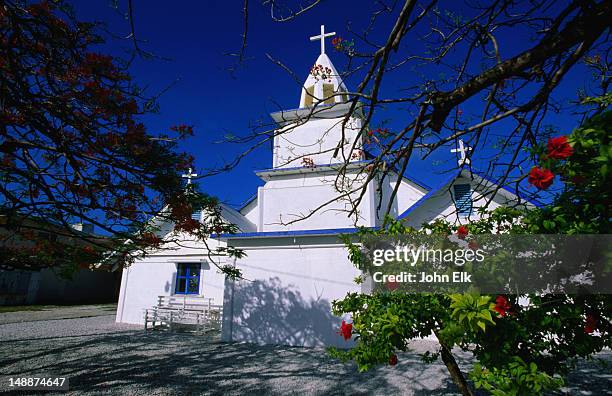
[144, 295, 222, 333]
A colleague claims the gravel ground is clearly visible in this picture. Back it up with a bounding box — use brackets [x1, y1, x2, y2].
[0, 305, 610, 395]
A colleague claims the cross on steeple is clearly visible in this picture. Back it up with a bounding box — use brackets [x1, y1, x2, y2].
[181, 167, 198, 185]
[451, 139, 472, 166]
[310, 25, 336, 55]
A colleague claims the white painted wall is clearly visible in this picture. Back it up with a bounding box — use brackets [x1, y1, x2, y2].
[240, 198, 259, 227]
[274, 116, 363, 169]
[376, 174, 428, 222]
[115, 235, 227, 325]
[259, 170, 374, 231]
[222, 236, 361, 347]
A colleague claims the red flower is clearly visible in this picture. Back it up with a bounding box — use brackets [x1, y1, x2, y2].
[528, 167, 554, 190]
[456, 226, 468, 240]
[547, 136, 573, 160]
[494, 295, 512, 317]
[386, 280, 398, 291]
[389, 354, 398, 366]
[584, 313, 598, 334]
[338, 320, 352, 341]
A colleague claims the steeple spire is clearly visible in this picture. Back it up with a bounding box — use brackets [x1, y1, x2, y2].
[300, 25, 348, 108]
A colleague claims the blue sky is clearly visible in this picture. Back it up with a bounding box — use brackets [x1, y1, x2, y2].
[70, 1, 595, 208]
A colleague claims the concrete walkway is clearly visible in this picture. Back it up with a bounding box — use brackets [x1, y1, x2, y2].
[0, 305, 609, 395]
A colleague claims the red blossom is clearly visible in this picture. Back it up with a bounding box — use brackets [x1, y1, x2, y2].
[584, 313, 598, 334]
[386, 280, 399, 290]
[175, 218, 201, 233]
[302, 157, 315, 168]
[528, 167, 554, 190]
[547, 136, 573, 160]
[141, 232, 162, 246]
[389, 354, 398, 366]
[494, 295, 512, 317]
[456, 225, 469, 240]
[170, 124, 194, 137]
[338, 320, 352, 341]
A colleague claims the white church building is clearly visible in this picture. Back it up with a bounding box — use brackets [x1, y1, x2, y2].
[115, 26, 540, 347]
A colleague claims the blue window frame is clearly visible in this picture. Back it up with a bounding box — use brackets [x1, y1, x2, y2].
[175, 263, 201, 295]
[453, 184, 473, 216]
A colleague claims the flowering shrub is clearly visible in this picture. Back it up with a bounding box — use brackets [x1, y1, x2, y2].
[329, 108, 611, 394]
[0, 1, 244, 275]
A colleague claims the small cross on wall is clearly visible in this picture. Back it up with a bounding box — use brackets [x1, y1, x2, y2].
[451, 139, 472, 166]
[310, 25, 336, 55]
[181, 167, 198, 185]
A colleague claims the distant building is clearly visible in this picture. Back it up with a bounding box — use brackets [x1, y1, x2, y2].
[0, 217, 120, 305]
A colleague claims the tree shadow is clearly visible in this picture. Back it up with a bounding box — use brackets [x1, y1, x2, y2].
[226, 277, 346, 347]
[0, 331, 460, 395]
[0, 329, 608, 395]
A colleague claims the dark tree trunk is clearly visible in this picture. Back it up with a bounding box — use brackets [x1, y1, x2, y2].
[438, 340, 474, 396]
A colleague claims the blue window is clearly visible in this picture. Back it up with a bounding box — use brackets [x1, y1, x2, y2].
[191, 210, 201, 221]
[175, 263, 201, 295]
[453, 184, 472, 216]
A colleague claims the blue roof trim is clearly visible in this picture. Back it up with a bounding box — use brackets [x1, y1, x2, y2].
[470, 169, 544, 208]
[400, 173, 431, 191]
[397, 173, 458, 220]
[238, 193, 258, 211]
[217, 226, 372, 239]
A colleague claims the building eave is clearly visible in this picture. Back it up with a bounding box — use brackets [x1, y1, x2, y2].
[270, 101, 363, 126]
[255, 160, 371, 181]
[215, 226, 372, 240]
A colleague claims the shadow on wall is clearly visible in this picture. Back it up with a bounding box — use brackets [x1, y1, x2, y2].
[228, 277, 345, 348]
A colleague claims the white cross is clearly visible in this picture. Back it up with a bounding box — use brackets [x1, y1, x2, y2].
[451, 139, 472, 166]
[181, 167, 198, 185]
[310, 25, 336, 55]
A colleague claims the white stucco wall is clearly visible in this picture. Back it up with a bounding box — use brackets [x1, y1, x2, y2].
[240, 197, 259, 227]
[375, 174, 428, 222]
[115, 236, 227, 325]
[259, 171, 375, 231]
[222, 236, 361, 347]
[274, 116, 363, 168]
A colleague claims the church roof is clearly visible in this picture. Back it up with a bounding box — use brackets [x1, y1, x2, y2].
[396, 168, 543, 220]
